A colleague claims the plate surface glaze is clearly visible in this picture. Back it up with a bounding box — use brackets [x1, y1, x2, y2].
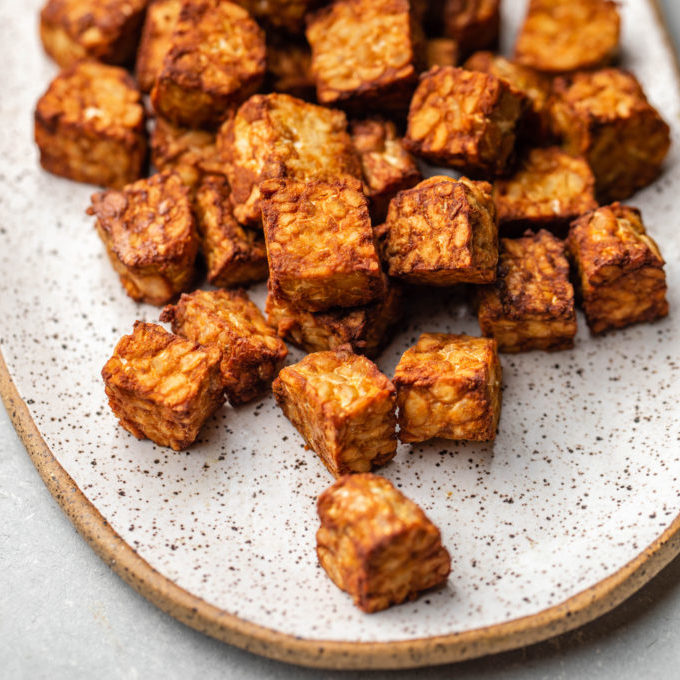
[1, 0, 680, 669]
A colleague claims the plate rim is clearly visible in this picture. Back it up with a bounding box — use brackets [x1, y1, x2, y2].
[3, 0, 680, 669]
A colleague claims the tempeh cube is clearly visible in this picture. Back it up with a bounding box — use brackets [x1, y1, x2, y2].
[272, 350, 398, 477]
[306, 0, 423, 113]
[194, 175, 268, 288]
[102, 321, 225, 450]
[261, 176, 385, 311]
[382, 175, 498, 285]
[350, 118, 422, 223]
[161, 289, 288, 405]
[441, 0, 500, 57]
[550, 69, 671, 202]
[151, 0, 266, 129]
[393, 332, 502, 442]
[34, 61, 147, 189]
[405, 66, 526, 176]
[265, 279, 404, 359]
[40, 0, 148, 68]
[218, 93, 361, 226]
[88, 172, 198, 305]
[316, 473, 451, 612]
[566, 203, 669, 334]
[477, 230, 577, 352]
[514, 0, 620, 74]
[493, 147, 597, 234]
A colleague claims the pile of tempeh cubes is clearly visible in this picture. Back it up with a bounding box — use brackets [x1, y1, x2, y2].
[34, 0, 671, 613]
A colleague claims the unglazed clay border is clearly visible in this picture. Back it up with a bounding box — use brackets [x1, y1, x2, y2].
[2, 0, 680, 669]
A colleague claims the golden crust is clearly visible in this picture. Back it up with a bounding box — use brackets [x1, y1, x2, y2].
[232, 0, 316, 34]
[383, 175, 498, 285]
[442, 0, 500, 56]
[306, 0, 422, 112]
[393, 332, 502, 443]
[40, 0, 147, 68]
[88, 172, 198, 305]
[405, 66, 526, 176]
[151, 0, 266, 129]
[34, 60, 147, 189]
[218, 93, 361, 226]
[266, 278, 404, 359]
[550, 69, 671, 202]
[426, 38, 460, 70]
[261, 176, 385, 311]
[273, 350, 398, 477]
[350, 118, 421, 223]
[493, 147, 597, 233]
[566, 203, 669, 334]
[514, 0, 620, 74]
[135, 0, 182, 93]
[265, 35, 316, 100]
[316, 473, 451, 613]
[101, 321, 225, 450]
[161, 289, 288, 405]
[194, 175, 268, 288]
[477, 230, 577, 352]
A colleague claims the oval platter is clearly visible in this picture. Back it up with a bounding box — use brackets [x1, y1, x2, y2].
[1, 0, 680, 670]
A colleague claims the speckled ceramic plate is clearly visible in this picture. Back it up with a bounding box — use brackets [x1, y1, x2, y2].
[2, 0, 680, 670]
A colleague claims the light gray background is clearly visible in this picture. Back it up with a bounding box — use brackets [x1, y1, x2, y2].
[2, 2, 680, 678]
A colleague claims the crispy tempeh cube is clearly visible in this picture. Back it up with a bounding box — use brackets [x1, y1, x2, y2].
[394, 332, 502, 442]
[102, 321, 225, 450]
[88, 172, 198, 305]
[405, 66, 526, 176]
[40, 0, 148, 68]
[566, 203, 669, 334]
[194, 175, 268, 288]
[265, 35, 316, 100]
[136, 0, 182, 93]
[514, 0, 620, 74]
[493, 147, 597, 234]
[306, 0, 423, 113]
[151, 0, 266, 129]
[350, 118, 422, 223]
[34, 61, 147, 189]
[441, 0, 500, 57]
[477, 230, 577, 352]
[426, 38, 460, 70]
[383, 175, 498, 285]
[261, 176, 385, 311]
[266, 279, 404, 359]
[550, 69, 671, 202]
[232, 0, 316, 34]
[161, 289, 288, 405]
[218, 93, 362, 226]
[273, 350, 398, 476]
[316, 473, 451, 613]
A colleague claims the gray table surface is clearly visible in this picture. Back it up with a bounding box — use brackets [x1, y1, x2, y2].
[3, 3, 680, 678]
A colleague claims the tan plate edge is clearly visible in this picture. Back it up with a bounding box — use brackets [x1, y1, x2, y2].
[3, 0, 680, 669]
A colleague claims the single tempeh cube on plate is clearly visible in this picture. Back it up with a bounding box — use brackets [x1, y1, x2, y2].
[382, 175, 498, 285]
[566, 203, 669, 334]
[102, 321, 225, 451]
[394, 332, 502, 443]
[306, 0, 423, 113]
[40, 0, 148, 68]
[265, 279, 404, 359]
[218, 93, 361, 226]
[514, 0, 620, 74]
[316, 473, 451, 613]
[477, 230, 577, 352]
[34, 61, 147, 189]
[405, 66, 526, 176]
[136, 0, 182, 93]
[151, 0, 266, 129]
[161, 289, 288, 406]
[261, 176, 385, 312]
[550, 69, 671, 202]
[88, 172, 199, 305]
[273, 350, 398, 477]
[232, 0, 316, 34]
[441, 0, 500, 57]
[493, 147, 598, 235]
[194, 175, 268, 288]
[350, 118, 422, 223]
